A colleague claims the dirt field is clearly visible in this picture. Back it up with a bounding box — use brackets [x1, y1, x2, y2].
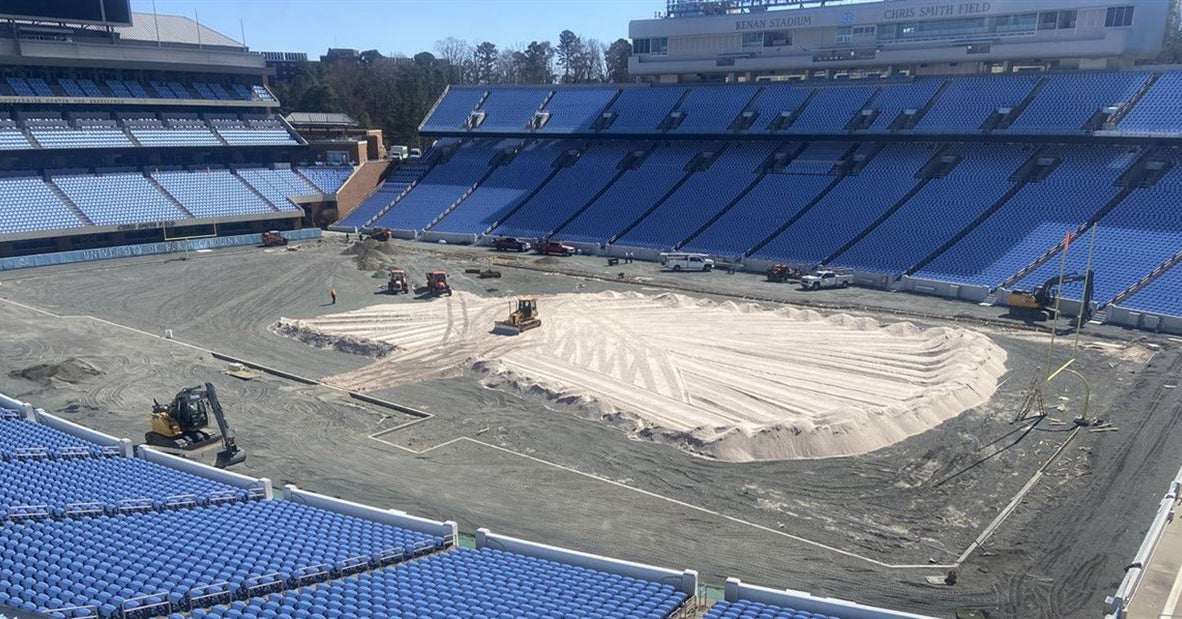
[0, 236, 1179, 618]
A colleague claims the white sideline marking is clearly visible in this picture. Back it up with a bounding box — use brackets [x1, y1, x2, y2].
[367, 430, 954, 570]
[0, 294, 1074, 574]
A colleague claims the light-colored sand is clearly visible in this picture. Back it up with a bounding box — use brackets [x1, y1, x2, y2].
[277, 291, 1007, 461]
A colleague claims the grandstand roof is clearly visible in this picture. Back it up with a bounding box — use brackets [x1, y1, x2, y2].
[286, 112, 359, 127]
[115, 13, 243, 50]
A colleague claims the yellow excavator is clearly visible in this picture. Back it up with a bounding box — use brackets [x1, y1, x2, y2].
[147, 382, 245, 468]
[1007, 270, 1094, 322]
[493, 297, 541, 335]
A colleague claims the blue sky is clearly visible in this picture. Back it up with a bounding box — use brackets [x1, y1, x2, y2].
[130, 0, 665, 56]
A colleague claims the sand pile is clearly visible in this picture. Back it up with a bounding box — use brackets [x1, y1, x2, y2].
[273, 321, 398, 357]
[10, 358, 103, 385]
[279, 291, 1007, 461]
[346, 238, 399, 271]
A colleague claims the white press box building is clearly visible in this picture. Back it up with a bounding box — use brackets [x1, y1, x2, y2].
[628, 0, 1170, 82]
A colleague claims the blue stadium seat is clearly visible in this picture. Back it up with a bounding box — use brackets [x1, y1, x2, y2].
[537, 87, 618, 132]
[236, 168, 317, 212]
[337, 163, 430, 230]
[195, 548, 686, 619]
[752, 144, 935, 265]
[492, 142, 635, 240]
[858, 79, 943, 132]
[431, 141, 564, 234]
[617, 142, 775, 250]
[0, 500, 443, 616]
[602, 88, 687, 133]
[0, 417, 103, 459]
[152, 170, 276, 218]
[742, 84, 813, 133]
[421, 88, 486, 132]
[295, 167, 353, 194]
[53, 173, 189, 226]
[0, 176, 86, 234]
[914, 147, 1135, 287]
[915, 75, 1039, 133]
[672, 85, 759, 133]
[371, 142, 502, 231]
[556, 142, 700, 244]
[475, 88, 551, 131]
[1119, 72, 1182, 135]
[1007, 72, 1149, 134]
[683, 172, 833, 257]
[789, 85, 876, 133]
[833, 145, 1026, 275]
[1120, 261, 1182, 317]
[0, 457, 245, 515]
[704, 599, 840, 619]
[1011, 165, 1182, 305]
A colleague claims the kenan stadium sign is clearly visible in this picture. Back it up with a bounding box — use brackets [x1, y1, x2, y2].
[735, 15, 812, 30]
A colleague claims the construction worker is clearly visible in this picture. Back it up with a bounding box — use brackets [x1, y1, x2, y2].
[330, 288, 337, 305]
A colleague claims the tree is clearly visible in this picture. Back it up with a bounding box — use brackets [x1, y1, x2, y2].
[556, 30, 584, 83]
[605, 38, 632, 83]
[434, 37, 473, 84]
[521, 40, 555, 84]
[1152, 0, 1182, 64]
[474, 41, 499, 84]
[581, 39, 607, 83]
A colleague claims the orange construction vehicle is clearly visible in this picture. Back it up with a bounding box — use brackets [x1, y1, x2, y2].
[387, 269, 409, 295]
[426, 271, 452, 297]
[260, 231, 288, 247]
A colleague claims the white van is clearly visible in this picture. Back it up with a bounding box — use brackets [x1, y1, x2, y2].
[659, 252, 714, 272]
[388, 145, 409, 160]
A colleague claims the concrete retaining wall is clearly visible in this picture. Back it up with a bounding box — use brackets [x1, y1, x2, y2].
[0, 228, 322, 272]
[285, 485, 457, 542]
[137, 445, 273, 498]
[420, 230, 477, 245]
[476, 528, 697, 595]
[723, 578, 937, 619]
[901, 276, 991, 303]
[390, 229, 419, 240]
[0, 392, 32, 417]
[34, 409, 131, 456]
[1108, 306, 1182, 335]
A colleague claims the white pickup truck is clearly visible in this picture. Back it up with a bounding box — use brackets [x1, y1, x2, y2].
[800, 269, 853, 290]
[659, 252, 714, 272]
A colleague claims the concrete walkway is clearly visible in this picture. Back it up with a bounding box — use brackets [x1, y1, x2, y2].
[1126, 495, 1182, 618]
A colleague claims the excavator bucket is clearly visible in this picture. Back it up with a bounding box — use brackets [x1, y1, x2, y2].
[215, 446, 246, 468]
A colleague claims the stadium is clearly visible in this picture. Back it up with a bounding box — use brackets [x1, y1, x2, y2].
[1, 0, 1182, 618]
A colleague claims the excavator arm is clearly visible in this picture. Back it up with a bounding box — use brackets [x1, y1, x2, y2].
[203, 382, 245, 468]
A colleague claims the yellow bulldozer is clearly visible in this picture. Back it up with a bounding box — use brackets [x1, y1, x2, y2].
[493, 297, 541, 335]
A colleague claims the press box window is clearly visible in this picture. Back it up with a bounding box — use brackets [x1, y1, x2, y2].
[1105, 6, 1134, 27]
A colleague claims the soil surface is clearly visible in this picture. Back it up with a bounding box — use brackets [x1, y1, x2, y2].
[0, 236, 1178, 619]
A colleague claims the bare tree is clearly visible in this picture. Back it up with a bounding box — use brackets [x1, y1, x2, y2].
[434, 37, 473, 84]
